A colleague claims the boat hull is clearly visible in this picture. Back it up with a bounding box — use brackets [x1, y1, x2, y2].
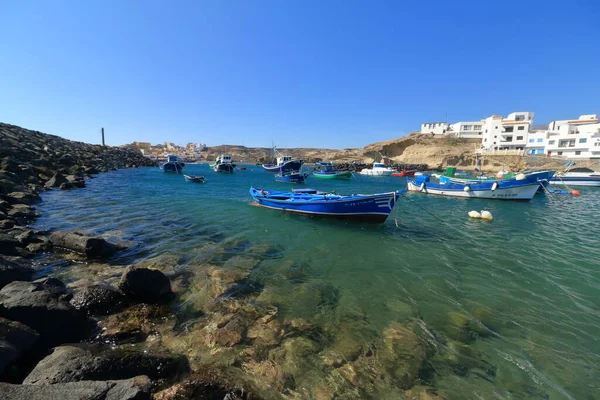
[391, 171, 416, 177]
[275, 173, 308, 184]
[262, 160, 304, 173]
[312, 171, 352, 180]
[360, 169, 393, 176]
[162, 162, 185, 173]
[213, 163, 235, 173]
[407, 179, 539, 201]
[184, 175, 205, 183]
[249, 187, 402, 223]
[549, 175, 600, 186]
[440, 171, 554, 193]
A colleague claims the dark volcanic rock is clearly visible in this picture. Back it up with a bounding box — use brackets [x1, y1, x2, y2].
[0, 258, 34, 289]
[43, 173, 68, 188]
[118, 267, 173, 303]
[4, 192, 40, 205]
[0, 375, 151, 400]
[49, 230, 122, 259]
[0, 234, 23, 257]
[0, 281, 90, 350]
[0, 317, 39, 376]
[70, 285, 128, 315]
[24, 344, 189, 384]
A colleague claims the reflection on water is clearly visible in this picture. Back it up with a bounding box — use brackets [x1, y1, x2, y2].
[33, 165, 600, 399]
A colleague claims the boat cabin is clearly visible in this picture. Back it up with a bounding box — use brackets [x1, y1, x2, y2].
[218, 154, 233, 163]
[317, 162, 335, 172]
[373, 163, 386, 169]
[167, 154, 179, 163]
[277, 156, 293, 165]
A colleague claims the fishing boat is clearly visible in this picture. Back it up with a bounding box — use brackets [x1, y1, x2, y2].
[211, 154, 236, 173]
[407, 175, 540, 201]
[161, 155, 185, 173]
[391, 170, 416, 177]
[184, 175, 206, 183]
[274, 171, 309, 184]
[312, 162, 352, 180]
[249, 187, 403, 223]
[550, 167, 600, 186]
[262, 155, 304, 173]
[359, 162, 395, 176]
[439, 170, 555, 193]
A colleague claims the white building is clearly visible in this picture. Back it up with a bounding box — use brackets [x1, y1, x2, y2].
[420, 122, 450, 135]
[544, 115, 600, 159]
[449, 121, 484, 139]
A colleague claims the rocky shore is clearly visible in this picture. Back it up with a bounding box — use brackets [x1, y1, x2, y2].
[1, 123, 522, 399]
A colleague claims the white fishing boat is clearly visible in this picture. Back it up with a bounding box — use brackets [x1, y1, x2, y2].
[360, 162, 395, 176]
[549, 167, 600, 186]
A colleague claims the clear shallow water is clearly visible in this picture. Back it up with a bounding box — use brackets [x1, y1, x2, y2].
[33, 165, 600, 399]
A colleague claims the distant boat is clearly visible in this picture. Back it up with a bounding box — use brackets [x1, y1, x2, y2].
[211, 154, 236, 173]
[161, 154, 185, 173]
[407, 175, 540, 201]
[236, 167, 247, 171]
[274, 171, 308, 184]
[550, 167, 600, 186]
[360, 162, 395, 176]
[184, 175, 206, 183]
[391, 170, 416, 177]
[262, 155, 304, 173]
[312, 162, 352, 180]
[249, 186, 403, 223]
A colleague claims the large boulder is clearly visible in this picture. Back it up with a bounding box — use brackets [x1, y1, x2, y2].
[118, 267, 172, 304]
[0, 317, 39, 376]
[4, 192, 40, 205]
[0, 234, 24, 257]
[0, 375, 151, 400]
[69, 285, 128, 315]
[24, 345, 189, 384]
[0, 258, 34, 289]
[0, 281, 90, 350]
[43, 173, 68, 189]
[49, 231, 122, 259]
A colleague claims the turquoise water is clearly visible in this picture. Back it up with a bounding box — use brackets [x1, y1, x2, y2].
[33, 165, 600, 399]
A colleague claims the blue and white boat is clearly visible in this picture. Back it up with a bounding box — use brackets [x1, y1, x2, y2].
[161, 154, 185, 173]
[407, 175, 540, 201]
[274, 171, 309, 184]
[439, 170, 555, 193]
[262, 155, 304, 174]
[550, 167, 600, 187]
[249, 187, 402, 223]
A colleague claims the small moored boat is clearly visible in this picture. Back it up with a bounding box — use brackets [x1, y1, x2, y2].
[184, 175, 206, 183]
[161, 155, 185, 173]
[407, 175, 540, 201]
[360, 162, 395, 176]
[549, 167, 600, 186]
[211, 154, 236, 173]
[262, 155, 305, 174]
[313, 162, 352, 180]
[249, 186, 403, 223]
[275, 171, 308, 184]
[391, 170, 416, 177]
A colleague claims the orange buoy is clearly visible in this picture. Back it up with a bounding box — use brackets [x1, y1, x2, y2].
[572, 190, 580, 196]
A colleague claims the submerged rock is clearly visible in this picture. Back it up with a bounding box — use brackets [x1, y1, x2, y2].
[0, 375, 151, 400]
[97, 303, 174, 344]
[49, 230, 123, 259]
[23, 344, 189, 384]
[153, 371, 255, 400]
[0, 281, 90, 350]
[0, 317, 39, 377]
[69, 285, 128, 315]
[118, 266, 173, 304]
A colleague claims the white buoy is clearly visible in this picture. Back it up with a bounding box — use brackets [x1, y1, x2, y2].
[480, 210, 493, 220]
[468, 210, 481, 218]
[515, 173, 526, 181]
[463, 186, 471, 192]
[491, 182, 499, 191]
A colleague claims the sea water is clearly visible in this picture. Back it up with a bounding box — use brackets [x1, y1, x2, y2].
[33, 165, 600, 399]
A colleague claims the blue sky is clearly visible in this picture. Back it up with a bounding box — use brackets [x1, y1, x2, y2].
[1, 1, 598, 148]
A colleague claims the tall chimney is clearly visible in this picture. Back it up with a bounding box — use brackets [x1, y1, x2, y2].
[101, 127, 105, 146]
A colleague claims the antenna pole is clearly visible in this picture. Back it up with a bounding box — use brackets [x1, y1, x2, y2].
[101, 128, 105, 146]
